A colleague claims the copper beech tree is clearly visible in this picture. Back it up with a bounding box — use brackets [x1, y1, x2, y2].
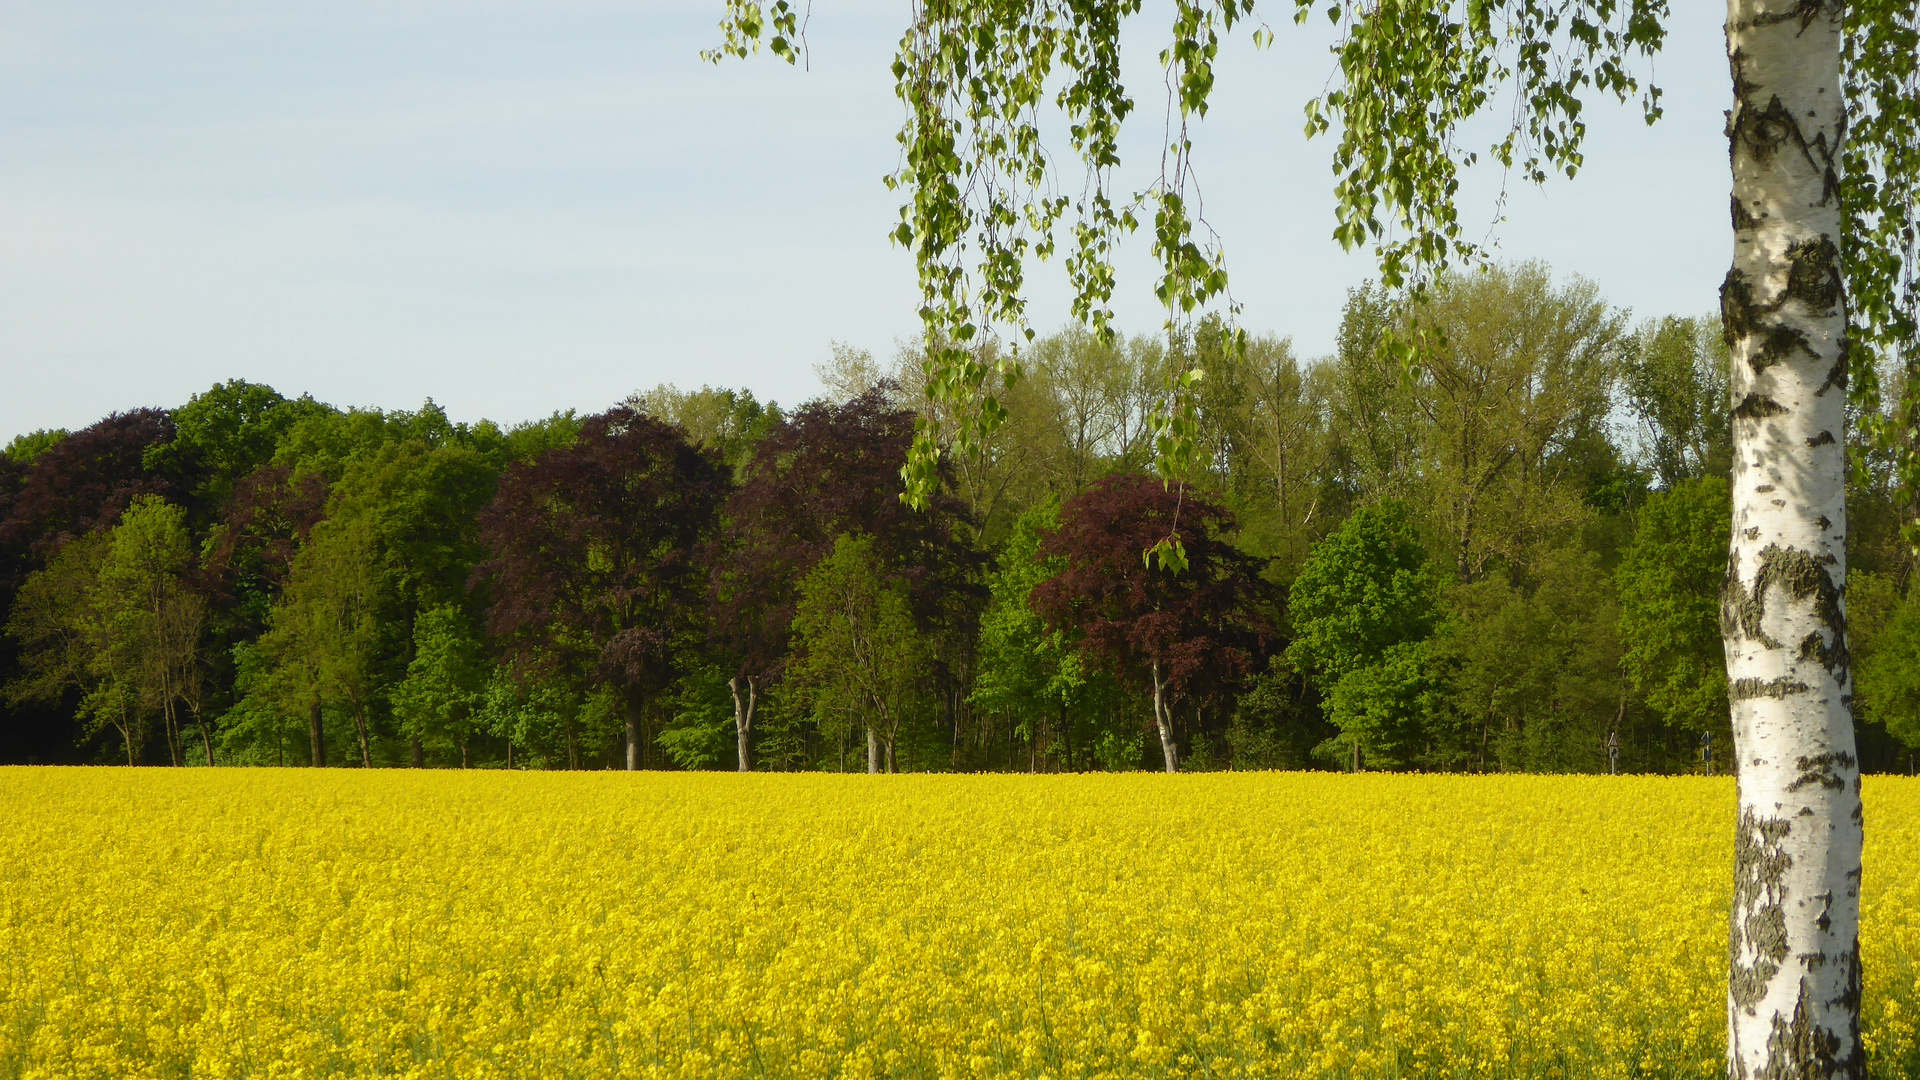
[708, 388, 975, 770]
[478, 408, 728, 771]
[715, 0, 1918, 1074]
[1031, 475, 1273, 772]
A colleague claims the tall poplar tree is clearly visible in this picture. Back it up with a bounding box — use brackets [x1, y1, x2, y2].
[714, 1, 1919, 1073]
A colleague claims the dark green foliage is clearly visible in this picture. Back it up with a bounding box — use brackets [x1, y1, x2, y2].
[391, 605, 491, 766]
[1436, 546, 1624, 773]
[1617, 478, 1732, 738]
[1851, 572, 1920, 760]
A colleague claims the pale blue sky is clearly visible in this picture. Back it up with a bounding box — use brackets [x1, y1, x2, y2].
[1, 2, 1729, 443]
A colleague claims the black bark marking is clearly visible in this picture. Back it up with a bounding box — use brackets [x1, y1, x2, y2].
[1724, 268, 1761, 350]
[1838, 945, 1862, 1015]
[1747, 527, 1765, 540]
[1797, 629, 1850, 681]
[1732, 808, 1795, 1015]
[1737, 94, 1803, 169]
[1786, 750, 1855, 792]
[1723, 272, 1821, 375]
[1732, 676, 1813, 700]
[1758, 484, 1778, 493]
[1734, 194, 1762, 230]
[1722, 544, 1848, 676]
[1814, 338, 1848, 397]
[1735, 393, 1791, 420]
[1756, 975, 1861, 1080]
[1727, 59, 1840, 204]
[1816, 516, 1831, 531]
[1749, 0, 1842, 35]
[1807, 431, 1835, 446]
[1785, 236, 1843, 314]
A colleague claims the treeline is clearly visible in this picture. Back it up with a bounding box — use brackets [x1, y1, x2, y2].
[4, 263, 1917, 772]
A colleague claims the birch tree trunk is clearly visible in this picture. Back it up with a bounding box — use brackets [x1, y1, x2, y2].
[625, 697, 641, 772]
[1150, 659, 1178, 773]
[729, 675, 756, 772]
[1722, 3, 1864, 1077]
[867, 727, 880, 774]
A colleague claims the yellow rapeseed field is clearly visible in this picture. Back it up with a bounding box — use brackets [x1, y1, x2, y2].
[0, 771, 1913, 1080]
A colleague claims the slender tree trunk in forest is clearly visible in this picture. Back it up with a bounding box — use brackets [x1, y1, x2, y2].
[308, 698, 325, 768]
[1150, 659, 1177, 773]
[349, 701, 372, 768]
[867, 727, 879, 774]
[625, 692, 642, 771]
[729, 675, 756, 772]
[410, 737, 424, 768]
[196, 706, 214, 767]
[1721, 4, 1864, 1077]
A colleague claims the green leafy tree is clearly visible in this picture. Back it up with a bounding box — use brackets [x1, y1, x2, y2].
[1616, 478, 1732, 743]
[628, 384, 781, 478]
[654, 660, 739, 770]
[1622, 317, 1732, 490]
[1287, 502, 1444, 769]
[90, 496, 209, 766]
[146, 380, 331, 517]
[4, 498, 208, 765]
[970, 501, 1118, 770]
[1436, 546, 1625, 773]
[475, 658, 600, 770]
[787, 534, 931, 773]
[246, 517, 390, 768]
[1850, 573, 1920, 756]
[4, 533, 116, 756]
[391, 604, 490, 767]
[1, 430, 68, 468]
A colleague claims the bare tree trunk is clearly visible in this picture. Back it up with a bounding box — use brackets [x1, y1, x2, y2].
[410, 737, 424, 768]
[158, 690, 182, 767]
[1150, 659, 1178, 773]
[350, 702, 372, 768]
[308, 698, 325, 768]
[196, 705, 215, 767]
[460, 741, 468, 769]
[1722, 4, 1863, 1077]
[867, 727, 879, 774]
[625, 694, 641, 772]
[729, 675, 756, 772]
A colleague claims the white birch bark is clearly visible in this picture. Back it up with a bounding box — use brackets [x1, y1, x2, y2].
[729, 675, 756, 772]
[1150, 659, 1178, 773]
[1722, 4, 1863, 1077]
